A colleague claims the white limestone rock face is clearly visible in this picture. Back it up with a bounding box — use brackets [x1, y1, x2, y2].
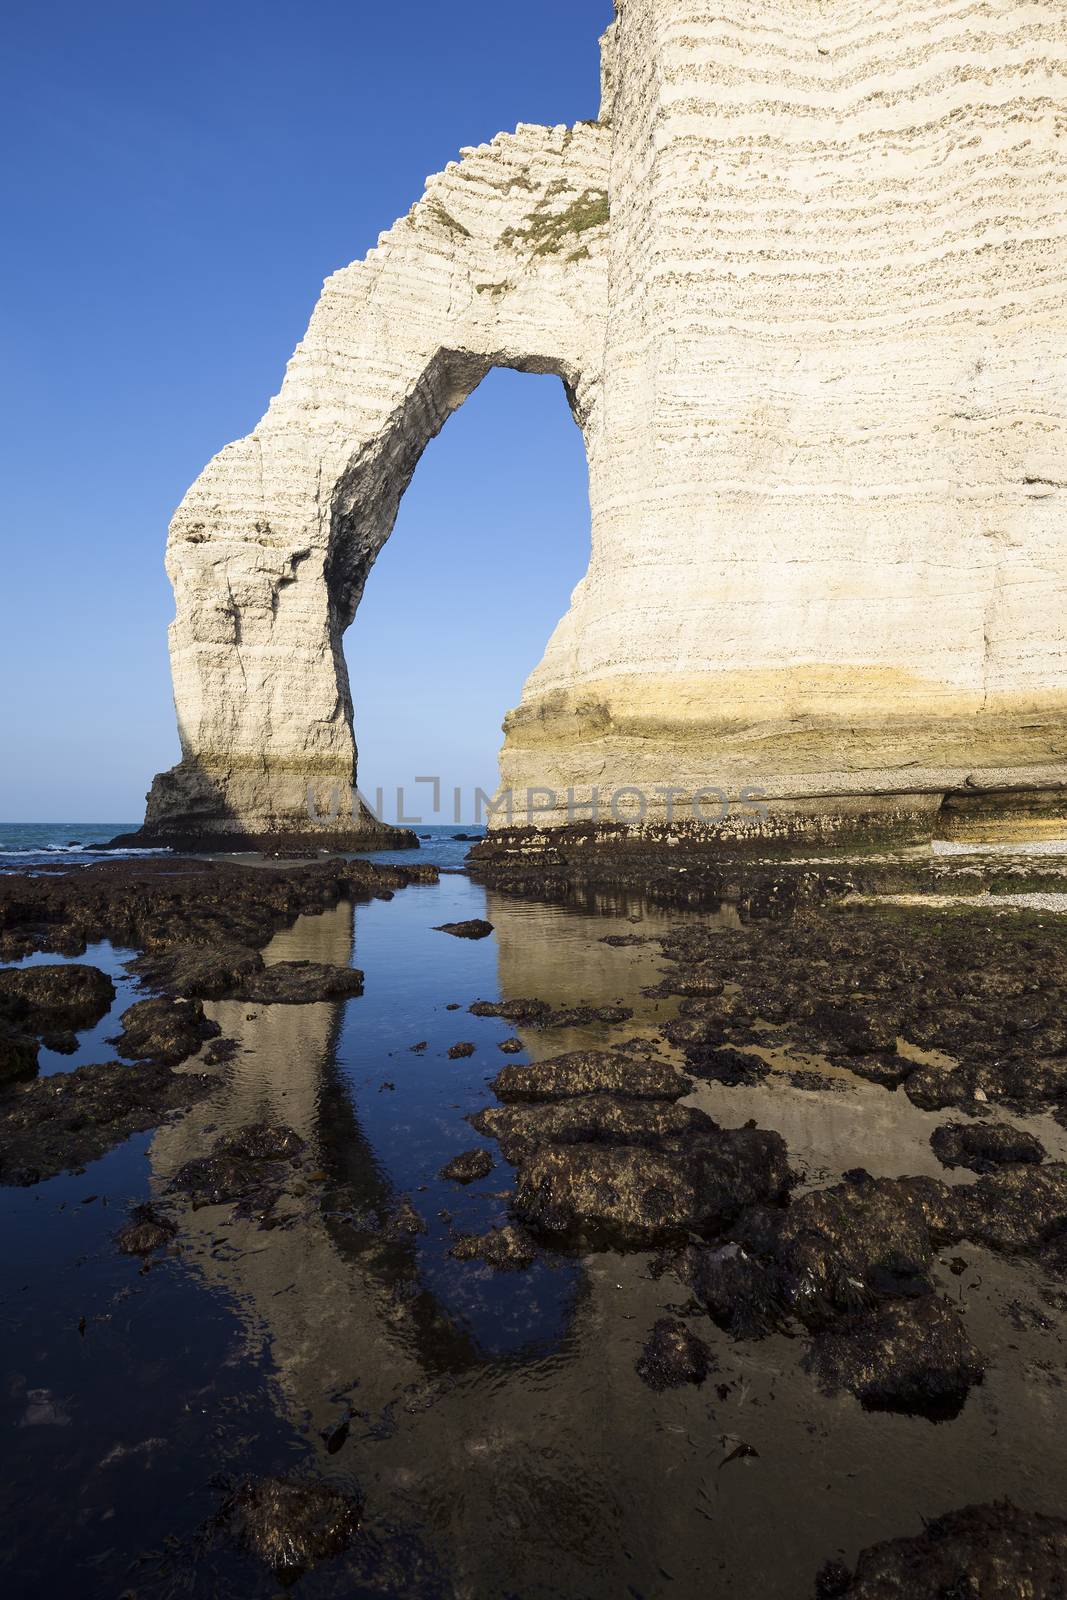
[145, 1, 1067, 849]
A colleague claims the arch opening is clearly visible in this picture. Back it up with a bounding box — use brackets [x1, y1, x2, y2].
[340, 364, 593, 821]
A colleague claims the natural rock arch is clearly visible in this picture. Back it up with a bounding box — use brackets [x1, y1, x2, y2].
[142, 117, 610, 847]
[142, 2, 1067, 852]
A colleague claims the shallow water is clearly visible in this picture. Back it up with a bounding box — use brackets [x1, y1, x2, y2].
[2, 870, 1067, 1597]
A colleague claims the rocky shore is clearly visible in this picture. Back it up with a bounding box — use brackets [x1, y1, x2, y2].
[3, 848, 1067, 1594]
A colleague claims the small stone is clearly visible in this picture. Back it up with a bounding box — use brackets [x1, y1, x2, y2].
[636, 1318, 714, 1391]
[440, 1148, 494, 1184]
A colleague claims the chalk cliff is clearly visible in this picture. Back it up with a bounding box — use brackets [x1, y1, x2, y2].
[143, 0, 1067, 851]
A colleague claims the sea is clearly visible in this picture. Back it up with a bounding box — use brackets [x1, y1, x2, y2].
[0, 821, 484, 875]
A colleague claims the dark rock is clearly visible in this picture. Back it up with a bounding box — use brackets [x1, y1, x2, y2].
[448, 1041, 476, 1059]
[931, 1119, 1046, 1173]
[511, 1124, 789, 1247]
[0, 962, 114, 1031]
[440, 1148, 494, 1184]
[470, 1096, 719, 1164]
[904, 1064, 979, 1112]
[0, 1023, 38, 1085]
[115, 1202, 177, 1255]
[772, 1177, 934, 1327]
[450, 1224, 537, 1269]
[215, 1123, 306, 1161]
[171, 1122, 305, 1207]
[470, 997, 552, 1023]
[130, 941, 264, 999]
[111, 996, 220, 1065]
[434, 919, 494, 940]
[385, 1197, 427, 1236]
[491, 1050, 690, 1103]
[470, 996, 634, 1028]
[686, 1047, 770, 1087]
[237, 961, 364, 1004]
[675, 1242, 789, 1340]
[225, 1475, 362, 1576]
[497, 1037, 523, 1054]
[636, 1317, 714, 1391]
[0, 1059, 218, 1185]
[599, 933, 651, 947]
[0, 855, 434, 978]
[202, 1036, 240, 1066]
[40, 1030, 78, 1054]
[813, 1501, 1067, 1599]
[804, 1296, 983, 1418]
[946, 1162, 1067, 1254]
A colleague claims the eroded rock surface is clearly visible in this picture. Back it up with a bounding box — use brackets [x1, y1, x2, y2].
[813, 1502, 1067, 1599]
[0, 1060, 218, 1185]
[491, 1050, 690, 1104]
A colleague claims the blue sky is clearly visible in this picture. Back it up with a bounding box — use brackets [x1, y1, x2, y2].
[0, 0, 613, 821]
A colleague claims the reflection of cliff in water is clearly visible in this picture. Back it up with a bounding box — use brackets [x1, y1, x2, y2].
[150, 903, 480, 1421]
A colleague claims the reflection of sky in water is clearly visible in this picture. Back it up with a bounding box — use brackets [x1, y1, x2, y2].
[4, 939, 142, 1076]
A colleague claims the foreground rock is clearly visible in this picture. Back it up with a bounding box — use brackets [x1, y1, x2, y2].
[171, 1123, 307, 1210]
[130, 941, 264, 999]
[930, 1119, 1046, 1173]
[0, 1060, 218, 1185]
[673, 1165, 1067, 1416]
[236, 961, 364, 1004]
[0, 963, 114, 1031]
[470, 1097, 719, 1164]
[224, 1476, 362, 1578]
[491, 1050, 690, 1104]
[813, 1502, 1067, 1598]
[115, 1202, 178, 1255]
[511, 1126, 790, 1247]
[111, 996, 219, 1065]
[0, 1024, 38, 1086]
[636, 1318, 714, 1392]
[804, 1297, 984, 1418]
[450, 1225, 537, 1270]
[440, 1148, 494, 1184]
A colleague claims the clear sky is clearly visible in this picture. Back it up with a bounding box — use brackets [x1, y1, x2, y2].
[0, 0, 614, 822]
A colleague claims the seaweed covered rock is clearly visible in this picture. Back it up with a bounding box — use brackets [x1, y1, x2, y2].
[0, 962, 114, 1032]
[225, 1475, 362, 1578]
[471, 997, 634, 1027]
[0, 1059, 218, 1185]
[657, 905, 1067, 1117]
[434, 919, 494, 940]
[0, 1023, 38, 1085]
[440, 1148, 494, 1184]
[470, 1097, 718, 1164]
[674, 1242, 789, 1341]
[111, 996, 220, 1065]
[130, 941, 264, 999]
[450, 1225, 537, 1270]
[931, 1119, 1046, 1173]
[511, 1124, 789, 1246]
[945, 1163, 1067, 1255]
[636, 1318, 714, 1391]
[491, 1050, 690, 1104]
[812, 1501, 1067, 1598]
[115, 1202, 178, 1255]
[171, 1122, 306, 1209]
[804, 1296, 983, 1419]
[237, 961, 364, 1004]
